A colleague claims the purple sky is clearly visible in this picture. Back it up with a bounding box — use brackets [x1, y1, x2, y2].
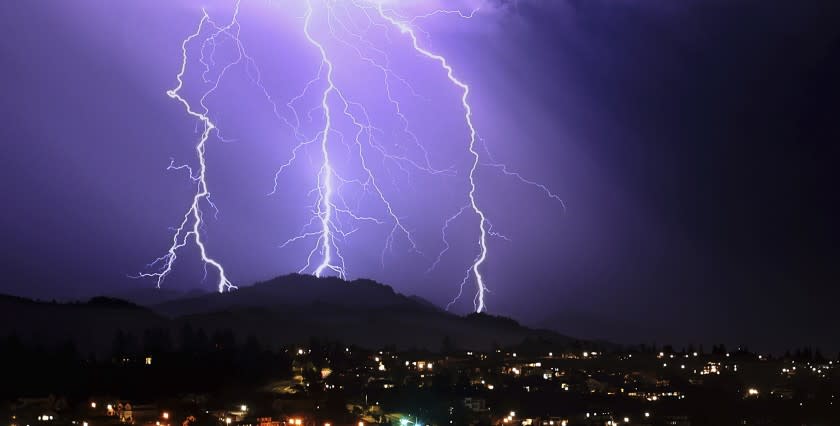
[1, 0, 838, 352]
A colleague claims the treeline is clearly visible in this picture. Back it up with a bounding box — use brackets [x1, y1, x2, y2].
[784, 347, 834, 362]
[0, 324, 294, 402]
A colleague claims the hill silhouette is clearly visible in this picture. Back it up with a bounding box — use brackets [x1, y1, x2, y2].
[0, 294, 165, 355]
[103, 286, 209, 307]
[0, 274, 590, 355]
[151, 274, 438, 317]
[150, 274, 581, 351]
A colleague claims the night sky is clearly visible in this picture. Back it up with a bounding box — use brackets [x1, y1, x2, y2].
[1, 0, 838, 353]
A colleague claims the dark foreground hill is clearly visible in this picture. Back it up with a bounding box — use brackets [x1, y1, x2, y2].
[0, 274, 590, 355]
[0, 295, 165, 355]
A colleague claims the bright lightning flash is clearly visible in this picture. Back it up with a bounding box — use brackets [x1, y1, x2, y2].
[140, 0, 564, 312]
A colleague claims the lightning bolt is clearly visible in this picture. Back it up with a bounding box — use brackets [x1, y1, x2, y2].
[376, 3, 568, 312]
[276, 0, 433, 279]
[141, 0, 565, 313]
[302, 0, 343, 278]
[136, 5, 252, 293]
[374, 3, 491, 312]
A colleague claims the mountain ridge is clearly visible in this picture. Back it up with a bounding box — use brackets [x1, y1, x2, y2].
[0, 274, 599, 354]
[151, 273, 441, 318]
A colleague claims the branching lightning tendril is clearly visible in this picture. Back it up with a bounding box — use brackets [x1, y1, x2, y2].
[135, 8, 237, 293]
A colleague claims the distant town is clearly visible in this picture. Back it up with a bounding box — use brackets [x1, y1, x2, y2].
[3, 333, 838, 426]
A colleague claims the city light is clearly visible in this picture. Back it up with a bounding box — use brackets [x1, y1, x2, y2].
[1, 304, 830, 426]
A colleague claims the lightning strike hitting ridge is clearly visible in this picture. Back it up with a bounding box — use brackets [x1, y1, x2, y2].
[140, 0, 565, 313]
[303, 0, 342, 279]
[278, 0, 434, 281]
[374, 4, 490, 312]
[136, 5, 248, 293]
